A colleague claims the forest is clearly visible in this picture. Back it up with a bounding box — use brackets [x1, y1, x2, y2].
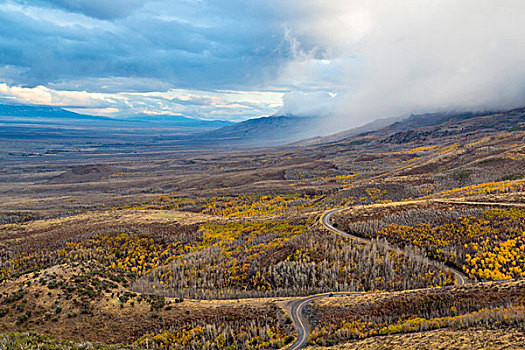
[306, 280, 525, 346]
[336, 206, 525, 282]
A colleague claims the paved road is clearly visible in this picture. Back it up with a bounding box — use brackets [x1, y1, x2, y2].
[286, 203, 471, 350]
[285, 199, 525, 349]
[322, 207, 468, 286]
[286, 291, 366, 350]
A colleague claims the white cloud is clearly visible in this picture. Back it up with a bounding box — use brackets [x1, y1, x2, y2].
[3, 1, 525, 127]
[278, 91, 335, 117]
[0, 83, 120, 107]
[280, 0, 525, 129]
[0, 83, 284, 121]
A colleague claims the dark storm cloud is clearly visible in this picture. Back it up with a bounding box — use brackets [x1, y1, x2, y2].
[0, 0, 288, 91]
[2, 1, 525, 124]
[43, 0, 147, 19]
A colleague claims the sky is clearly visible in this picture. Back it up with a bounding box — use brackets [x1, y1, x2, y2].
[1, 1, 525, 127]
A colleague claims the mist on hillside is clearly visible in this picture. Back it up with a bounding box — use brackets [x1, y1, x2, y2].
[279, 0, 525, 131]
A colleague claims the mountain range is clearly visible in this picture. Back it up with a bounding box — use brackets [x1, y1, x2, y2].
[2, 103, 524, 150]
[0, 104, 233, 129]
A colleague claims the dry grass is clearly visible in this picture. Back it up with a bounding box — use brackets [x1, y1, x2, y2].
[0, 264, 291, 345]
[305, 280, 525, 346]
[0, 209, 222, 251]
[0, 109, 524, 348]
[312, 279, 525, 309]
[305, 326, 525, 350]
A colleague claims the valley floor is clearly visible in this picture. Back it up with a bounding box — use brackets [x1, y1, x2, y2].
[0, 108, 524, 349]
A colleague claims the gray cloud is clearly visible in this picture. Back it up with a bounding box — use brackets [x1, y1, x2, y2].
[281, 0, 525, 130]
[1, 1, 525, 125]
[38, 0, 147, 19]
[48, 77, 173, 93]
[0, 0, 289, 91]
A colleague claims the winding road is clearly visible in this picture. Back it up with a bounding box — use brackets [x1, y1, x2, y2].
[286, 291, 367, 350]
[322, 206, 468, 285]
[286, 202, 471, 350]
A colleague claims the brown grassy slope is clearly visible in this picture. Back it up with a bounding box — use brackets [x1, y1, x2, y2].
[0, 209, 219, 254]
[305, 326, 525, 350]
[305, 280, 525, 346]
[0, 264, 292, 345]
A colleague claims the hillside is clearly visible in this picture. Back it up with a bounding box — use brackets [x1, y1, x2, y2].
[0, 105, 524, 349]
[0, 104, 111, 120]
[4, 1, 525, 349]
[195, 115, 321, 146]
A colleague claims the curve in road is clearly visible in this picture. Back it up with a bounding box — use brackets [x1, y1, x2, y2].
[321, 207, 469, 285]
[286, 203, 471, 350]
[286, 291, 366, 350]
